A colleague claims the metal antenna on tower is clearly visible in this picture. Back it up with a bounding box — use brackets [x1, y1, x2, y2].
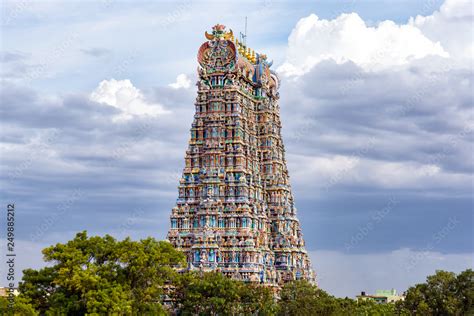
[244, 16, 247, 46]
[240, 17, 247, 47]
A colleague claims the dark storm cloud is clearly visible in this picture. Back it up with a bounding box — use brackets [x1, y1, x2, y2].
[280, 58, 473, 176]
[0, 84, 119, 130]
[1, 54, 472, 256]
[1, 51, 472, 259]
[298, 194, 473, 253]
[0, 81, 192, 246]
[277, 56, 473, 254]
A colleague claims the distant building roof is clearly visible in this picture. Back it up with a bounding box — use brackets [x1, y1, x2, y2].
[356, 289, 405, 303]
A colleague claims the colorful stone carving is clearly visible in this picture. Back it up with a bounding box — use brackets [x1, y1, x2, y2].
[167, 24, 315, 286]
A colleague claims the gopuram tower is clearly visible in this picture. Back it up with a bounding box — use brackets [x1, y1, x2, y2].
[167, 24, 315, 285]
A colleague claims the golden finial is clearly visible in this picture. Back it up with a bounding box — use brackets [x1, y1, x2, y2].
[223, 29, 233, 40]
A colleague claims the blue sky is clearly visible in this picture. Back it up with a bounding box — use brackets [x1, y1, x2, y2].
[1, 0, 472, 297]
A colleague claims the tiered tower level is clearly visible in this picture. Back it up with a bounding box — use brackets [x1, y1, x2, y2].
[167, 24, 315, 285]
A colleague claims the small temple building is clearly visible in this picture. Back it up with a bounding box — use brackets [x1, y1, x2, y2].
[167, 24, 315, 286]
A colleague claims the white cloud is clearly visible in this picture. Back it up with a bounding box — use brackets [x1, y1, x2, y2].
[90, 79, 169, 121]
[409, 0, 474, 61]
[289, 153, 472, 193]
[310, 249, 473, 298]
[278, 13, 449, 76]
[169, 74, 191, 89]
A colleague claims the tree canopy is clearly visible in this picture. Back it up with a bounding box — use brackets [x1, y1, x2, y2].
[15, 231, 185, 315]
[173, 271, 276, 315]
[396, 269, 474, 316]
[1, 232, 472, 316]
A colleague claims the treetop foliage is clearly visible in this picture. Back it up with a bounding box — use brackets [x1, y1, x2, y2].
[1, 231, 472, 316]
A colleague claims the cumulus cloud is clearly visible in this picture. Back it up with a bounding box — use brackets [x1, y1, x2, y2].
[275, 1, 473, 258]
[169, 73, 192, 89]
[409, 0, 474, 61]
[278, 13, 449, 76]
[90, 79, 169, 121]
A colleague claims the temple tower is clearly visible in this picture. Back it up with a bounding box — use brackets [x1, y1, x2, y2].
[167, 24, 314, 285]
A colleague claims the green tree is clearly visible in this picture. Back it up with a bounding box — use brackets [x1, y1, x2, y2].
[18, 267, 60, 313]
[18, 231, 185, 315]
[278, 280, 339, 316]
[455, 269, 474, 315]
[239, 282, 277, 315]
[173, 271, 277, 315]
[174, 271, 241, 315]
[0, 295, 38, 315]
[398, 269, 474, 316]
[278, 281, 398, 316]
[353, 299, 395, 316]
[15, 231, 473, 316]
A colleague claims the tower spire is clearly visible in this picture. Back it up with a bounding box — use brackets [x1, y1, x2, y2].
[167, 24, 316, 286]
